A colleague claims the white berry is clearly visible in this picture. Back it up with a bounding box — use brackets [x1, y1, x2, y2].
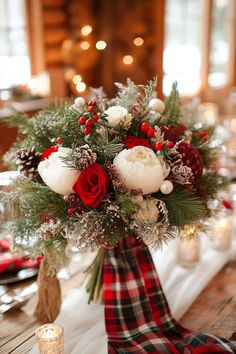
[148, 98, 165, 113]
[160, 180, 173, 194]
[74, 97, 85, 107]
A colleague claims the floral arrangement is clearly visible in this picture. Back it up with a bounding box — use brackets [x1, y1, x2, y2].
[1, 79, 229, 301]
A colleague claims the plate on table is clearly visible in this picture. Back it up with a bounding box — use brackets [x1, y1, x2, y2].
[0, 268, 38, 285]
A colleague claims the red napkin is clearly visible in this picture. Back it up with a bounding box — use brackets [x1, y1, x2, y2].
[0, 239, 41, 274]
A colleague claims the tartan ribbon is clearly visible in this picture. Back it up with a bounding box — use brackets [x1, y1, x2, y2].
[103, 234, 236, 353]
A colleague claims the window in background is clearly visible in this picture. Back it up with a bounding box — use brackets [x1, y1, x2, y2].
[163, 0, 203, 96]
[208, 0, 231, 87]
[0, 0, 30, 89]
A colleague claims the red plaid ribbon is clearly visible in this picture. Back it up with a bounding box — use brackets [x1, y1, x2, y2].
[103, 235, 236, 353]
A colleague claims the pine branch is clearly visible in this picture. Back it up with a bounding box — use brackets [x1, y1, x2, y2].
[162, 81, 181, 123]
[90, 128, 124, 163]
[2, 110, 30, 133]
[155, 187, 208, 227]
[198, 172, 230, 200]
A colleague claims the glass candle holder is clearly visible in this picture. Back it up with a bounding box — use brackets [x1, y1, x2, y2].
[211, 211, 233, 251]
[35, 323, 64, 354]
[177, 226, 200, 268]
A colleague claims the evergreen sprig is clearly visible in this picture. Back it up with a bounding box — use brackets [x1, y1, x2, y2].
[198, 172, 229, 200]
[155, 187, 208, 227]
[162, 81, 181, 123]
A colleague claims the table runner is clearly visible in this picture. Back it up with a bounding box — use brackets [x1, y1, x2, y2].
[31, 236, 236, 354]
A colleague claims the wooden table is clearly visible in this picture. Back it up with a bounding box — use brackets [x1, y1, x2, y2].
[0, 261, 235, 354]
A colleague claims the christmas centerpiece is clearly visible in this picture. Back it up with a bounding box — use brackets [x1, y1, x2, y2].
[1, 79, 235, 353]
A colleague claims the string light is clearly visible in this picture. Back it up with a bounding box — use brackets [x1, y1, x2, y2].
[133, 37, 144, 46]
[80, 41, 90, 50]
[96, 41, 107, 50]
[72, 74, 82, 84]
[123, 55, 133, 65]
[81, 25, 92, 36]
[76, 82, 86, 92]
[65, 68, 75, 81]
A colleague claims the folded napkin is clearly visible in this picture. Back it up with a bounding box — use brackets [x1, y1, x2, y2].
[0, 238, 41, 274]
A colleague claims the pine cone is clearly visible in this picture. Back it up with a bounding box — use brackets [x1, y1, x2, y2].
[16, 147, 41, 178]
[74, 144, 96, 170]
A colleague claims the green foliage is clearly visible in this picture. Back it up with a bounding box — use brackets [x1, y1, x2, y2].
[155, 187, 208, 227]
[115, 193, 137, 217]
[90, 128, 124, 163]
[2, 110, 30, 133]
[198, 172, 229, 200]
[162, 81, 181, 123]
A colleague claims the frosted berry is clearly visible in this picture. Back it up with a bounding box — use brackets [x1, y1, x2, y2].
[79, 116, 86, 125]
[56, 137, 63, 144]
[222, 200, 233, 209]
[77, 205, 84, 212]
[67, 208, 73, 215]
[166, 141, 174, 148]
[88, 106, 94, 113]
[200, 131, 207, 137]
[147, 128, 155, 138]
[140, 122, 150, 133]
[93, 114, 99, 121]
[84, 127, 91, 135]
[154, 142, 164, 151]
[85, 119, 93, 127]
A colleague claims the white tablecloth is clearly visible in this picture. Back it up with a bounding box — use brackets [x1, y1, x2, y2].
[32, 235, 236, 354]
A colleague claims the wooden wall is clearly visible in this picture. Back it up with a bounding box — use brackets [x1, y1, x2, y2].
[26, 0, 165, 98]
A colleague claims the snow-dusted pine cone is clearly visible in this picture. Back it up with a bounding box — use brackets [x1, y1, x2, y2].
[74, 144, 96, 170]
[16, 147, 41, 178]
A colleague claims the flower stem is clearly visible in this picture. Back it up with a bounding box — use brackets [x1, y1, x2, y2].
[85, 247, 104, 303]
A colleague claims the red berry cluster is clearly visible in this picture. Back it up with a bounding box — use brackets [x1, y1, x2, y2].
[192, 130, 208, 143]
[78, 100, 103, 136]
[139, 122, 155, 138]
[154, 140, 174, 152]
[65, 194, 84, 215]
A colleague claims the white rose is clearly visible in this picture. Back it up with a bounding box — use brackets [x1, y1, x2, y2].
[113, 146, 166, 194]
[105, 105, 132, 128]
[38, 147, 80, 195]
[133, 198, 159, 223]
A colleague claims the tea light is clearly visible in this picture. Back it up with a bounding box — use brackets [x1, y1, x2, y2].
[198, 102, 218, 125]
[212, 213, 233, 251]
[35, 323, 64, 354]
[177, 226, 200, 268]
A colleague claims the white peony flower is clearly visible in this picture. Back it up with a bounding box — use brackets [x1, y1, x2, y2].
[38, 147, 80, 195]
[133, 198, 159, 223]
[113, 146, 167, 194]
[104, 105, 132, 128]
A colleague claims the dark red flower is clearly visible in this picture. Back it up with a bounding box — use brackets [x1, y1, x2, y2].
[161, 124, 187, 143]
[73, 162, 109, 208]
[41, 146, 59, 161]
[124, 136, 151, 149]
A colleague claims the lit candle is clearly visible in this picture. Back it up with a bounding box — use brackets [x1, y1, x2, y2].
[177, 225, 200, 268]
[212, 213, 233, 251]
[35, 323, 64, 354]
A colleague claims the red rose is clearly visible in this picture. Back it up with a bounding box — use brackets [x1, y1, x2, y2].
[124, 136, 151, 149]
[41, 146, 58, 161]
[73, 162, 109, 208]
